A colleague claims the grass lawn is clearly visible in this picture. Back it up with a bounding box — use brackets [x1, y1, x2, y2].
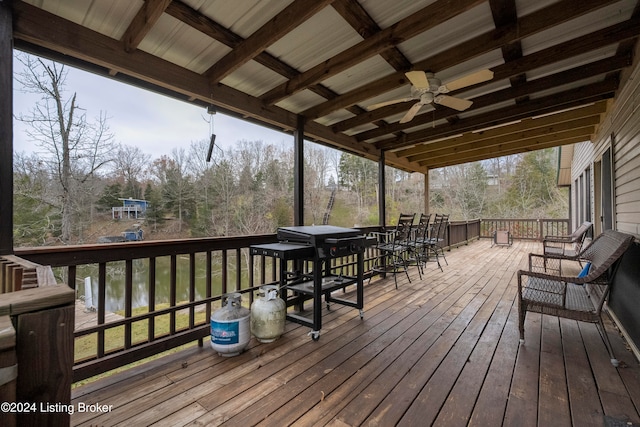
[73, 303, 210, 387]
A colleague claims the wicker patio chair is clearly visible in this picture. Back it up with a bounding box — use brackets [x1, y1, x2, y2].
[543, 221, 592, 257]
[518, 229, 634, 367]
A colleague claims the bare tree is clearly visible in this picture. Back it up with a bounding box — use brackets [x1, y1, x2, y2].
[13, 152, 57, 245]
[150, 149, 195, 233]
[304, 143, 330, 224]
[113, 144, 150, 199]
[15, 54, 114, 243]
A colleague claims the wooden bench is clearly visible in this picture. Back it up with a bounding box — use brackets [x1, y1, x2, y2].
[517, 229, 634, 366]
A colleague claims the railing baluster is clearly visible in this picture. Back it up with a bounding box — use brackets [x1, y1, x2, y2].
[97, 263, 106, 358]
[249, 252, 255, 305]
[16, 229, 566, 382]
[125, 259, 132, 349]
[170, 255, 177, 335]
[148, 257, 156, 343]
[235, 248, 241, 293]
[258, 254, 265, 286]
[68, 265, 76, 290]
[221, 250, 228, 295]
[189, 253, 196, 329]
[206, 251, 212, 326]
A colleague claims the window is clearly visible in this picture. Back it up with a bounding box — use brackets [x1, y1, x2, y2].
[602, 145, 614, 230]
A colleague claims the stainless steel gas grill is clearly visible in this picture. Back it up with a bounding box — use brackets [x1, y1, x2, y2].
[250, 225, 368, 340]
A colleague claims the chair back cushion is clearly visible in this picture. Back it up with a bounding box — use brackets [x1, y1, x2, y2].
[495, 230, 510, 244]
[579, 230, 634, 284]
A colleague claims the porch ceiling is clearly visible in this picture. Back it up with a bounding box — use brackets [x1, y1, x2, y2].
[11, 0, 640, 173]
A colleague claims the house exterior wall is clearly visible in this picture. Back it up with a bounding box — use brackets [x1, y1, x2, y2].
[592, 58, 640, 237]
[571, 52, 640, 358]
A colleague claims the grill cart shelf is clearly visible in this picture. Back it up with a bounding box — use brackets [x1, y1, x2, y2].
[250, 226, 367, 340]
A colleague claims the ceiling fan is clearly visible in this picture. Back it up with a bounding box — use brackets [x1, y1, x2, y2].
[367, 69, 494, 124]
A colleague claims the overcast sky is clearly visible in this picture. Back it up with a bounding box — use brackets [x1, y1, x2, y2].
[12, 53, 294, 160]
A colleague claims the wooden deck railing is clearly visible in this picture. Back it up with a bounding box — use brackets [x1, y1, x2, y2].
[445, 219, 481, 248]
[0, 315, 16, 427]
[0, 255, 39, 292]
[11, 218, 561, 383]
[15, 230, 383, 382]
[480, 218, 570, 240]
[0, 281, 75, 427]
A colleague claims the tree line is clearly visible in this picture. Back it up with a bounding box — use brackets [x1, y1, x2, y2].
[12, 54, 567, 247]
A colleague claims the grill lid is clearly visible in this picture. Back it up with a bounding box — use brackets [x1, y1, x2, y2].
[277, 226, 363, 244]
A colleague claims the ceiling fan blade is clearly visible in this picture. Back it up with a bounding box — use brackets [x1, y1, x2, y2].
[367, 97, 414, 110]
[405, 71, 429, 89]
[435, 95, 473, 111]
[399, 102, 424, 123]
[441, 69, 494, 92]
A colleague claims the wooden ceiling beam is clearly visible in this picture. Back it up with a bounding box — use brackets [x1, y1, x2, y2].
[301, 0, 620, 120]
[167, 1, 293, 77]
[385, 151, 429, 174]
[260, 0, 485, 105]
[407, 121, 598, 163]
[375, 80, 618, 150]
[205, 0, 335, 83]
[359, 53, 630, 142]
[421, 134, 590, 169]
[394, 102, 607, 158]
[11, 1, 379, 162]
[489, 0, 528, 98]
[334, 53, 628, 133]
[359, 14, 640, 143]
[165, 2, 241, 47]
[165, 1, 366, 118]
[353, 18, 640, 141]
[122, 0, 172, 52]
[332, 0, 411, 72]
[488, 0, 516, 27]
[354, 73, 617, 145]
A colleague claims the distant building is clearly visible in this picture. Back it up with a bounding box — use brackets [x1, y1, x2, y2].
[112, 198, 148, 220]
[486, 174, 499, 186]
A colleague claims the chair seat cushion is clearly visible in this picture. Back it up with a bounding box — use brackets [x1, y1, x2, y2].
[522, 277, 596, 313]
[544, 246, 578, 257]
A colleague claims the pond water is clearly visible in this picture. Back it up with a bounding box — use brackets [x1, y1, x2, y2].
[72, 253, 247, 312]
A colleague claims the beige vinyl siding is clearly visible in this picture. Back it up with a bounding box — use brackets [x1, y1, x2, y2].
[592, 52, 640, 237]
[589, 48, 640, 359]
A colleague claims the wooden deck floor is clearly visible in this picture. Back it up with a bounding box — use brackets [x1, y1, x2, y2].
[70, 239, 640, 427]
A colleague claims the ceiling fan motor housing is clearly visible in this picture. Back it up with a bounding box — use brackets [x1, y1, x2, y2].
[411, 72, 443, 97]
[424, 72, 441, 92]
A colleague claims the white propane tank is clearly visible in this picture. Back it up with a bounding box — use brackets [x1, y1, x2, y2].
[250, 285, 286, 343]
[210, 293, 251, 357]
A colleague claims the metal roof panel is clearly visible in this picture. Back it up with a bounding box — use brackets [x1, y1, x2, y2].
[266, 7, 362, 73]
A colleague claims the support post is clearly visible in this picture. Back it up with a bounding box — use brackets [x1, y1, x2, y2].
[0, 0, 13, 255]
[1, 285, 75, 427]
[378, 151, 386, 227]
[293, 115, 304, 226]
[424, 169, 430, 214]
[0, 316, 17, 427]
